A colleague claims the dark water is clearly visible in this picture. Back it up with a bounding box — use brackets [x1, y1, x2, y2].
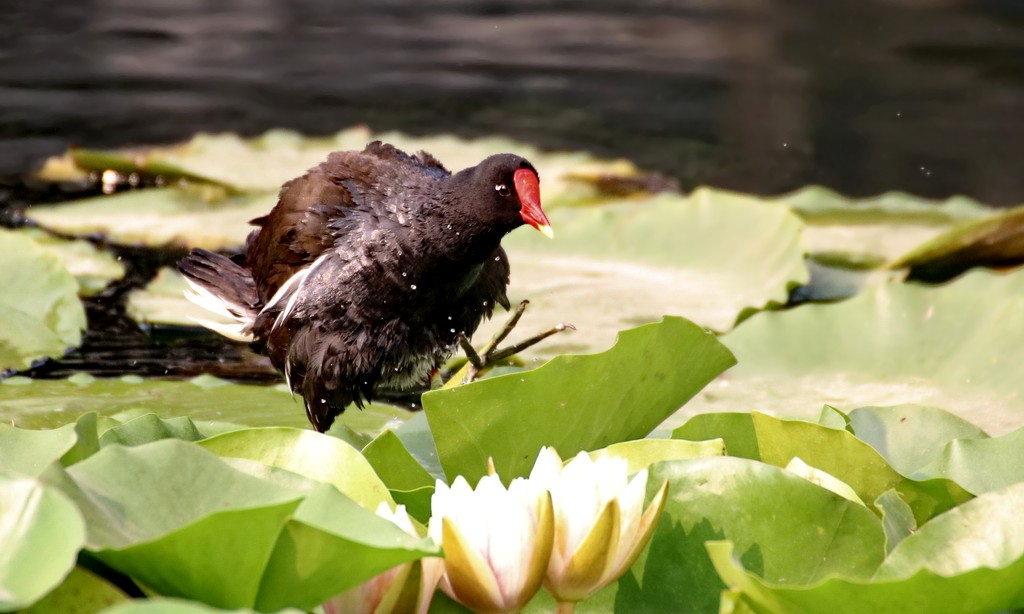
[2, 0, 1023, 204]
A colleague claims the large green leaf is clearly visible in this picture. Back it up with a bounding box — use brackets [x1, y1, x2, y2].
[890, 204, 1024, 281]
[779, 186, 990, 226]
[255, 484, 438, 612]
[672, 412, 760, 460]
[55, 441, 304, 608]
[616, 457, 885, 613]
[361, 429, 437, 522]
[0, 422, 78, 477]
[27, 188, 276, 251]
[478, 189, 806, 359]
[845, 405, 988, 476]
[0, 375, 410, 435]
[17, 229, 126, 296]
[679, 268, 1024, 436]
[101, 598, 303, 613]
[425, 316, 736, 483]
[0, 229, 86, 372]
[62, 128, 650, 203]
[709, 482, 1024, 614]
[776, 187, 991, 267]
[34, 128, 654, 250]
[198, 427, 393, 509]
[0, 471, 86, 611]
[22, 567, 128, 614]
[914, 426, 1024, 495]
[750, 413, 971, 524]
[589, 438, 726, 475]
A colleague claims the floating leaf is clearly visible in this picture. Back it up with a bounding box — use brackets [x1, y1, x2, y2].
[874, 490, 916, 554]
[56, 441, 304, 608]
[589, 437, 726, 475]
[0, 229, 86, 372]
[362, 429, 436, 522]
[751, 413, 971, 524]
[709, 482, 1024, 614]
[890, 204, 1024, 281]
[0, 471, 86, 611]
[98, 414, 205, 447]
[680, 268, 1024, 436]
[914, 426, 1024, 496]
[17, 229, 125, 296]
[0, 375, 410, 435]
[0, 422, 79, 477]
[616, 457, 885, 613]
[672, 412, 760, 460]
[846, 405, 988, 476]
[425, 317, 735, 484]
[199, 427, 393, 509]
[101, 597, 303, 613]
[479, 189, 806, 359]
[21, 567, 128, 614]
[255, 484, 438, 612]
[27, 188, 276, 251]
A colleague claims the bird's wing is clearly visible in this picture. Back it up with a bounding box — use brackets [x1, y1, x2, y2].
[246, 142, 449, 303]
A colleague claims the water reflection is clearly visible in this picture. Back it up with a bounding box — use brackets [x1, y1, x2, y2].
[1, 0, 1022, 203]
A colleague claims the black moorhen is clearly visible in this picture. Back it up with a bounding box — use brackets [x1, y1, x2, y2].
[178, 141, 553, 431]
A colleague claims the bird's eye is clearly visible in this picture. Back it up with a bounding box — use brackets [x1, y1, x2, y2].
[495, 183, 511, 196]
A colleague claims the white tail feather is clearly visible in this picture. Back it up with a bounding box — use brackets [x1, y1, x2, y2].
[183, 277, 255, 342]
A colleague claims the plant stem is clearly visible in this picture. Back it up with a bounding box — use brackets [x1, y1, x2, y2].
[556, 601, 576, 614]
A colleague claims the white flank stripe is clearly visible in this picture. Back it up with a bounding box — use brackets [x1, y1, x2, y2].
[265, 254, 331, 332]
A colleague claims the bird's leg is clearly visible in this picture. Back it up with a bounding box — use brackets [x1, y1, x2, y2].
[451, 300, 575, 386]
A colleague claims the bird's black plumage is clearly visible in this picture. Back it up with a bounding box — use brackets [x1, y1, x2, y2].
[178, 141, 549, 431]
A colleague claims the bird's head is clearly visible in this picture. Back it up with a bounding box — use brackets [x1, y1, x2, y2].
[462, 154, 553, 239]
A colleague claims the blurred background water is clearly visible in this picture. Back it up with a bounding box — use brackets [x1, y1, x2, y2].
[1, 0, 1022, 204]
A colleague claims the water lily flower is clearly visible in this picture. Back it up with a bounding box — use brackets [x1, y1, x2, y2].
[324, 503, 437, 614]
[428, 473, 554, 613]
[529, 447, 669, 608]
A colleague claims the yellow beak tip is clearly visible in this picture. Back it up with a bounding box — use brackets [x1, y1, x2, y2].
[537, 225, 555, 239]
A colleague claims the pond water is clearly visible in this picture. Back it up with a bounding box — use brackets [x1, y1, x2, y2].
[2, 0, 1023, 203]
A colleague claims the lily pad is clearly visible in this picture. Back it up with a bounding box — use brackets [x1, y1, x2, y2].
[26, 188, 276, 251]
[63, 128, 650, 206]
[255, 484, 438, 612]
[678, 268, 1024, 436]
[750, 413, 971, 524]
[425, 316, 736, 484]
[914, 426, 1024, 496]
[709, 482, 1024, 614]
[616, 456, 885, 613]
[0, 229, 86, 372]
[198, 427, 393, 509]
[477, 188, 807, 358]
[22, 567, 128, 614]
[890, 204, 1024, 281]
[0, 375, 412, 435]
[589, 438, 726, 475]
[776, 187, 992, 269]
[0, 471, 86, 611]
[18, 229, 126, 296]
[779, 186, 990, 225]
[845, 405, 989, 477]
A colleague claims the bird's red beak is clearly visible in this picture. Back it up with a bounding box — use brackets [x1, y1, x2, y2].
[513, 168, 553, 238]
